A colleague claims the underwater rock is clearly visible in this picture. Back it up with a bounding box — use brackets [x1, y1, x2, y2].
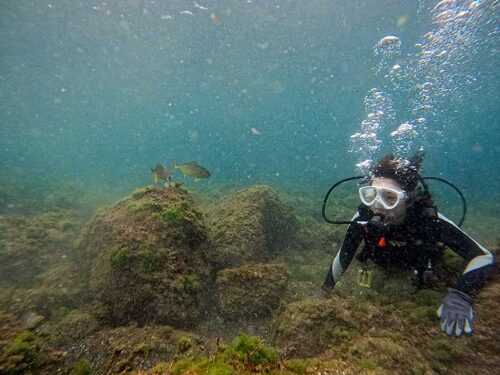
[77, 185, 211, 327]
[43, 185, 85, 211]
[0, 209, 84, 286]
[51, 324, 207, 374]
[0, 330, 66, 375]
[19, 312, 44, 330]
[215, 263, 290, 322]
[344, 335, 433, 373]
[273, 297, 378, 357]
[167, 334, 278, 375]
[206, 185, 298, 268]
[48, 309, 101, 348]
[2, 262, 85, 322]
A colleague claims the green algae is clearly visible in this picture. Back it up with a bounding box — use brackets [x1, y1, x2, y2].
[177, 336, 192, 354]
[282, 359, 313, 375]
[49, 309, 100, 346]
[125, 200, 163, 215]
[412, 288, 442, 306]
[409, 306, 437, 324]
[273, 298, 362, 356]
[206, 185, 298, 267]
[431, 340, 459, 363]
[216, 263, 290, 322]
[168, 334, 278, 375]
[2, 183, 499, 374]
[171, 357, 233, 375]
[44, 185, 85, 211]
[221, 333, 278, 368]
[70, 359, 92, 375]
[355, 358, 377, 370]
[115, 358, 133, 372]
[109, 244, 168, 275]
[0, 207, 84, 285]
[0, 331, 44, 374]
[109, 245, 133, 268]
[133, 343, 151, 357]
[150, 361, 172, 374]
[158, 207, 182, 222]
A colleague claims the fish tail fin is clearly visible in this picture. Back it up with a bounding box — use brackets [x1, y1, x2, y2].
[153, 173, 159, 184]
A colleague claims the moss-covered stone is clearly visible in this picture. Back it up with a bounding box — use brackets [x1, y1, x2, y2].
[48, 324, 207, 375]
[169, 334, 278, 375]
[70, 359, 92, 375]
[412, 288, 442, 306]
[44, 185, 85, 211]
[273, 297, 370, 357]
[150, 361, 171, 374]
[219, 333, 278, 369]
[345, 335, 434, 373]
[171, 357, 234, 375]
[430, 340, 459, 363]
[0, 208, 84, 286]
[206, 185, 298, 268]
[283, 358, 314, 375]
[177, 336, 192, 354]
[216, 263, 290, 322]
[77, 186, 211, 326]
[48, 309, 101, 348]
[355, 358, 377, 370]
[5, 263, 85, 320]
[0, 331, 44, 374]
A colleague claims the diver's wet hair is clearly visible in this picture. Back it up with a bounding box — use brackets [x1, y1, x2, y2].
[371, 151, 424, 192]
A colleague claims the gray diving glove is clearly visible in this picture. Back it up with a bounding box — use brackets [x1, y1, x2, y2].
[437, 288, 474, 337]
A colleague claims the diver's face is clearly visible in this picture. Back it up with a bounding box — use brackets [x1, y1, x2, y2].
[369, 178, 407, 224]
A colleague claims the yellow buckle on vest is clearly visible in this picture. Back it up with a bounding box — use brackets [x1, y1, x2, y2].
[356, 269, 373, 288]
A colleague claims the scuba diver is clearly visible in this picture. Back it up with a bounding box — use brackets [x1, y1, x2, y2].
[321, 152, 495, 337]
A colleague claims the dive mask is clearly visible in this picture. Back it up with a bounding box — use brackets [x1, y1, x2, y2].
[359, 186, 407, 210]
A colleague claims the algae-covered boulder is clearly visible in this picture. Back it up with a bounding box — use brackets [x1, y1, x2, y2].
[4, 264, 84, 321]
[0, 209, 84, 285]
[0, 330, 67, 375]
[50, 324, 208, 375]
[77, 186, 210, 327]
[206, 185, 298, 268]
[216, 263, 290, 322]
[273, 297, 379, 357]
[48, 309, 101, 347]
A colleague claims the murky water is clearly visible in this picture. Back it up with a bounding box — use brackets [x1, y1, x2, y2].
[1, 0, 498, 202]
[1, 2, 499, 374]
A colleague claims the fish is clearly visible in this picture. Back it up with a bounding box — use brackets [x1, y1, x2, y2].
[173, 160, 211, 181]
[151, 163, 173, 184]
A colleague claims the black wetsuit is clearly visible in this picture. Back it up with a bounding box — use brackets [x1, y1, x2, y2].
[323, 203, 495, 296]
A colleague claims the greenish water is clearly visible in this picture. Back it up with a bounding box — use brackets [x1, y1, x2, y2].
[0, 3, 499, 373]
[0, 0, 499, 212]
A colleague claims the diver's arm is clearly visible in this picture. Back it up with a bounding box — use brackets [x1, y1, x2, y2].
[436, 213, 495, 296]
[322, 212, 365, 291]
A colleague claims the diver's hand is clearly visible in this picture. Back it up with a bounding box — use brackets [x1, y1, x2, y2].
[437, 288, 474, 337]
